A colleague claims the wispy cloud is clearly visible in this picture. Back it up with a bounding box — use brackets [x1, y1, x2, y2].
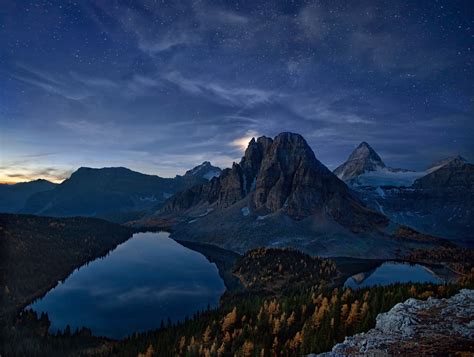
[12, 66, 90, 101]
[165, 71, 274, 107]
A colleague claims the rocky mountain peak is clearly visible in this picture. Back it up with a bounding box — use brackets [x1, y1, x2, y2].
[349, 142, 385, 167]
[427, 155, 468, 173]
[333, 142, 385, 181]
[183, 161, 221, 180]
[160, 132, 387, 231]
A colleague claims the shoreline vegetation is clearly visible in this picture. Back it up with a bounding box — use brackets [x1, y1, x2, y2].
[1, 214, 472, 356]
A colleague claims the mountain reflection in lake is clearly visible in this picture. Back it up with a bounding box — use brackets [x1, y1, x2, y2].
[28, 232, 226, 338]
[344, 261, 444, 289]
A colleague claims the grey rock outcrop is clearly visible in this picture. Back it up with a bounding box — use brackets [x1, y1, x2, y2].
[314, 289, 474, 356]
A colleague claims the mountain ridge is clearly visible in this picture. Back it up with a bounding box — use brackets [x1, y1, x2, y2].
[140, 132, 448, 257]
[19, 163, 221, 220]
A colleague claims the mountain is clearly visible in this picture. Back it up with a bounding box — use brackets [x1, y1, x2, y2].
[357, 158, 474, 244]
[426, 155, 467, 174]
[333, 142, 424, 187]
[140, 133, 445, 258]
[162, 133, 386, 225]
[182, 161, 221, 181]
[333, 142, 385, 181]
[0, 179, 57, 213]
[415, 159, 473, 189]
[20, 165, 216, 220]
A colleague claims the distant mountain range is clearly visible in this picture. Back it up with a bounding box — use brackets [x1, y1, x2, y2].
[0, 162, 221, 222]
[335, 142, 473, 244]
[0, 179, 57, 213]
[137, 133, 453, 258]
[1, 134, 471, 250]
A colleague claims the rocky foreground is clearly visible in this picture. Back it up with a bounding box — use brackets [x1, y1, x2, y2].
[314, 289, 474, 356]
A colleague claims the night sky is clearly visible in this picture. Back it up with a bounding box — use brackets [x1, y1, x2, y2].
[1, 0, 473, 183]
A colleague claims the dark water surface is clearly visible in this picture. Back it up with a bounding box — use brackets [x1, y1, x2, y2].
[344, 261, 444, 289]
[28, 232, 226, 338]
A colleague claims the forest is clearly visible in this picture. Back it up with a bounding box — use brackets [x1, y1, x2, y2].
[118, 283, 467, 356]
[1, 217, 473, 356]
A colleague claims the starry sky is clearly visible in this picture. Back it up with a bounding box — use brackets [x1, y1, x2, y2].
[1, 0, 473, 183]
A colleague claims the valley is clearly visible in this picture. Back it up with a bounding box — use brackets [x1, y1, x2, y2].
[1, 132, 473, 356]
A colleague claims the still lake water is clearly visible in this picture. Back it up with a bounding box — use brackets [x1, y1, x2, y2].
[28, 232, 226, 338]
[344, 261, 443, 289]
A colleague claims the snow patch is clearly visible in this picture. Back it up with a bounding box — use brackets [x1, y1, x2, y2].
[197, 208, 214, 217]
[203, 170, 220, 180]
[375, 186, 385, 198]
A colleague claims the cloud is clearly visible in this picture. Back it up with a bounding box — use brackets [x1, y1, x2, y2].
[297, 3, 329, 41]
[137, 31, 197, 54]
[165, 71, 275, 107]
[12, 66, 90, 101]
[230, 130, 261, 152]
[0, 165, 72, 183]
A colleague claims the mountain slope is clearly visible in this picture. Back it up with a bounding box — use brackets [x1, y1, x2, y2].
[0, 213, 133, 316]
[20, 165, 216, 219]
[426, 155, 467, 174]
[0, 179, 56, 213]
[414, 161, 474, 189]
[141, 133, 444, 258]
[356, 160, 474, 243]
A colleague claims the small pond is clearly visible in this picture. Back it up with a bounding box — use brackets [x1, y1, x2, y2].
[344, 261, 445, 289]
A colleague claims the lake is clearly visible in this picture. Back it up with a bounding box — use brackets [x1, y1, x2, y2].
[27, 232, 226, 338]
[344, 261, 444, 289]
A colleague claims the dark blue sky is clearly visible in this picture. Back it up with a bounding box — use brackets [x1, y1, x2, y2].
[1, 0, 473, 182]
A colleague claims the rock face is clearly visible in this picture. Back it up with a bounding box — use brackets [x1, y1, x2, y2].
[315, 289, 474, 356]
[333, 142, 385, 182]
[161, 133, 387, 228]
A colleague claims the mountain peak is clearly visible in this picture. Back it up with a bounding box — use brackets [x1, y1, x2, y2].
[427, 155, 468, 173]
[161, 132, 386, 229]
[333, 142, 385, 181]
[184, 161, 221, 180]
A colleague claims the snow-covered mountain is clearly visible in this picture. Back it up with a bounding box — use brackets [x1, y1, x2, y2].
[135, 133, 448, 258]
[426, 155, 467, 174]
[333, 142, 385, 181]
[334, 142, 423, 187]
[182, 161, 221, 180]
[356, 157, 474, 244]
